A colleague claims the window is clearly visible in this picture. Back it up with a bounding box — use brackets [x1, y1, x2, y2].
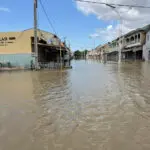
[131, 36, 134, 41]
[138, 34, 140, 39]
[138, 34, 140, 42]
[135, 35, 137, 42]
[126, 38, 129, 43]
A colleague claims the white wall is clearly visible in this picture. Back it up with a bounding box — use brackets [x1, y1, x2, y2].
[143, 31, 150, 61]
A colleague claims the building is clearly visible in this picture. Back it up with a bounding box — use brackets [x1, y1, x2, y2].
[86, 50, 98, 59]
[122, 28, 146, 60]
[140, 25, 150, 61]
[105, 40, 119, 61]
[87, 24, 150, 62]
[0, 28, 71, 69]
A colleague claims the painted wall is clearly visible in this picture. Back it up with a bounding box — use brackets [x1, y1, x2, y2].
[143, 31, 150, 61]
[0, 29, 59, 67]
[0, 29, 34, 54]
[0, 53, 34, 68]
[0, 29, 60, 54]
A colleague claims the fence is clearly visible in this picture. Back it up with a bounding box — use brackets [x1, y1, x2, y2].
[39, 61, 71, 69]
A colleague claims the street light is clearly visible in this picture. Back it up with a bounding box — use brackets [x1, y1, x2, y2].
[106, 4, 122, 63]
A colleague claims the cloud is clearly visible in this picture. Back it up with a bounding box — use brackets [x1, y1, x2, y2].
[76, 0, 150, 43]
[0, 7, 10, 12]
[90, 24, 132, 43]
[107, 25, 113, 30]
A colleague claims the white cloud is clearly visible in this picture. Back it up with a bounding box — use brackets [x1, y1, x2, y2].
[90, 33, 100, 38]
[107, 25, 113, 30]
[0, 7, 10, 12]
[76, 0, 150, 43]
[90, 24, 132, 43]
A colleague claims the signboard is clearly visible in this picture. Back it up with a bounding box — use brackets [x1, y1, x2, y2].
[0, 37, 16, 46]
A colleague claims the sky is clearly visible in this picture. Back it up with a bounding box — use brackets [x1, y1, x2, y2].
[1, 0, 150, 51]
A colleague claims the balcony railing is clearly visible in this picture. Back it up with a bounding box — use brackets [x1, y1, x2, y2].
[125, 39, 141, 47]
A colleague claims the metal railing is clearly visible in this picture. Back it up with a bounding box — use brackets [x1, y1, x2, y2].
[39, 61, 70, 69]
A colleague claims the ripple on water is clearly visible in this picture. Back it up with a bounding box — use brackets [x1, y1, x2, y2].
[1, 61, 150, 150]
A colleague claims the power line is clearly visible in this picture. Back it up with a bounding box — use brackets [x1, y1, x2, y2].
[75, 0, 150, 8]
[39, 0, 70, 51]
[39, 0, 57, 35]
[43, 0, 58, 33]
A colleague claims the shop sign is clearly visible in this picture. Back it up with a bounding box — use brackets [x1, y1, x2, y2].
[0, 37, 16, 46]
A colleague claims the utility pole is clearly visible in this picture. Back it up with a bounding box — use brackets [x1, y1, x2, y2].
[68, 41, 71, 66]
[60, 41, 62, 70]
[34, 0, 39, 69]
[106, 4, 122, 63]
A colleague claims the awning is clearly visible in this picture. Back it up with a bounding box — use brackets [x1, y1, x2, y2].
[32, 43, 69, 52]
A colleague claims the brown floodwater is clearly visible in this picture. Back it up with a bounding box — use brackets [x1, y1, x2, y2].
[1, 60, 150, 150]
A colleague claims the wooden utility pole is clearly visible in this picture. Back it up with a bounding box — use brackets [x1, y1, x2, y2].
[60, 41, 62, 70]
[34, 0, 39, 69]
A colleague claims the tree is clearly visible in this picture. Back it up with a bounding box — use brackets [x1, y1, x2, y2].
[74, 50, 82, 59]
[74, 50, 89, 59]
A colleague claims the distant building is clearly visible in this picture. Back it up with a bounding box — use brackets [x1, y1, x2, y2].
[87, 24, 150, 62]
[0, 28, 71, 69]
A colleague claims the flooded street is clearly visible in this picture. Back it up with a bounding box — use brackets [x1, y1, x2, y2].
[1, 60, 150, 150]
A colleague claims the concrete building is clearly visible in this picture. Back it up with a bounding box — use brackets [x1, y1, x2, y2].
[86, 50, 98, 59]
[122, 28, 146, 60]
[106, 40, 119, 61]
[0, 28, 70, 69]
[142, 25, 150, 61]
[87, 24, 150, 62]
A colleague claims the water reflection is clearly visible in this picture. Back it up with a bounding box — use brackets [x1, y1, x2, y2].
[0, 61, 150, 150]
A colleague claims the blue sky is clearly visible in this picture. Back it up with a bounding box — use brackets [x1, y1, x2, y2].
[0, 0, 112, 51]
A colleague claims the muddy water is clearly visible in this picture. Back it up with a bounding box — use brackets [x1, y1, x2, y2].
[1, 60, 150, 150]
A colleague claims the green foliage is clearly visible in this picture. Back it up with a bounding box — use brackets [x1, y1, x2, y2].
[74, 50, 88, 59]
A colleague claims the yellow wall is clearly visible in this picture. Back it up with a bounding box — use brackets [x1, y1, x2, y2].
[0, 29, 60, 55]
[0, 29, 35, 54]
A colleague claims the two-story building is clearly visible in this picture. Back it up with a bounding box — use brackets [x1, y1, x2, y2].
[122, 28, 145, 60]
[121, 25, 150, 61]
[105, 39, 119, 61]
[103, 24, 150, 62]
[87, 24, 150, 62]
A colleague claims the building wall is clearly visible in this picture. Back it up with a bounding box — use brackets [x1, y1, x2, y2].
[0, 54, 33, 68]
[0, 29, 60, 67]
[143, 31, 150, 61]
[0, 29, 59, 54]
[141, 32, 146, 45]
[0, 29, 34, 67]
[0, 29, 34, 54]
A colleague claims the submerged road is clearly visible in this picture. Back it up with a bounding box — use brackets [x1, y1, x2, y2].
[0, 60, 150, 150]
